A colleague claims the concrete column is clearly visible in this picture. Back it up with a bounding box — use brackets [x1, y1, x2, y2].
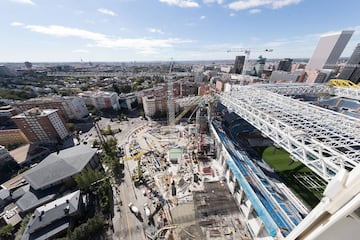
[245, 202, 253, 221]
[255, 221, 264, 238]
[238, 187, 244, 204]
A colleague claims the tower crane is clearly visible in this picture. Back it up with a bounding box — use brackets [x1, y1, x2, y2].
[227, 48, 273, 75]
[167, 60, 175, 126]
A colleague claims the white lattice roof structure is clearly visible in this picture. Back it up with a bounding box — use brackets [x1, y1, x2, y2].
[219, 84, 360, 181]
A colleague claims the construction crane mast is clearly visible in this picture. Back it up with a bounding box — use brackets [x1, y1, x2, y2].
[227, 48, 273, 75]
[167, 60, 175, 126]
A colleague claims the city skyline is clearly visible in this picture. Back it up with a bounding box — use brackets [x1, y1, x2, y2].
[2, 0, 360, 62]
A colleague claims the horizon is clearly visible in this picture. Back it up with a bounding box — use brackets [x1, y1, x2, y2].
[1, 0, 360, 62]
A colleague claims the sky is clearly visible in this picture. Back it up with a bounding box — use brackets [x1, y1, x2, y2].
[1, 0, 360, 62]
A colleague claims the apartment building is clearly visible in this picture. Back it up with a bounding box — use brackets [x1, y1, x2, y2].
[12, 108, 69, 143]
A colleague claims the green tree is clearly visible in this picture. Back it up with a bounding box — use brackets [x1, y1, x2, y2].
[15, 214, 30, 240]
[74, 169, 104, 193]
[66, 123, 75, 132]
[0, 225, 14, 240]
[68, 215, 105, 240]
[120, 84, 132, 93]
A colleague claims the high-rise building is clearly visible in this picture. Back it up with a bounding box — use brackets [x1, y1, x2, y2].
[234, 56, 245, 74]
[306, 30, 354, 70]
[338, 43, 360, 83]
[253, 55, 266, 77]
[12, 108, 69, 143]
[277, 58, 293, 72]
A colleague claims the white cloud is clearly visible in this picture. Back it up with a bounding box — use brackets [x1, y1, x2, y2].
[10, 22, 24, 26]
[203, 0, 224, 4]
[229, 12, 236, 16]
[159, 0, 200, 8]
[272, 0, 301, 9]
[72, 49, 89, 53]
[228, 0, 301, 11]
[249, 8, 261, 14]
[97, 8, 117, 16]
[11, 0, 35, 5]
[147, 28, 165, 34]
[200, 15, 206, 20]
[17, 24, 191, 54]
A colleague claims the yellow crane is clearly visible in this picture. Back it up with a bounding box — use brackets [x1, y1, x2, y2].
[328, 79, 360, 88]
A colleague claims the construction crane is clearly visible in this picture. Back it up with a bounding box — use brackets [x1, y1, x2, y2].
[328, 79, 360, 88]
[170, 96, 207, 126]
[227, 48, 273, 75]
[167, 60, 175, 126]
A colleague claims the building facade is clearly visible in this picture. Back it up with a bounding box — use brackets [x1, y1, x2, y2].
[61, 96, 88, 120]
[12, 96, 88, 120]
[142, 95, 168, 117]
[79, 91, 119, 110]
[234, 56, 246, 74]
[119, 93, 138, 111]
[338, 43, 360, 83]
[270, 70, 302, 83]
[0, 145, 13, 164]
[277, 58, 293, 72]
[0, 129, 29, 146]
[306, 30, 354, 71]
[12, 108, 69, 143]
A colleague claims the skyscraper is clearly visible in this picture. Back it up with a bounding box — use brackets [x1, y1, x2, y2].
[338, 43, 360, 83]
[234, 56, 245, 74]
[306, 30, 354, 70]
[277, 58, 293, 72]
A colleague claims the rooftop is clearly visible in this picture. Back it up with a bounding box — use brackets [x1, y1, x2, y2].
[12, 108, 58, 119]
[24, 145, 97, 190]
[21, 190, 80, 240]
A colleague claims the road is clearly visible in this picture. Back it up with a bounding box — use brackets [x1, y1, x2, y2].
[79, 117, 167, 240]
[105, 117, 150, 240]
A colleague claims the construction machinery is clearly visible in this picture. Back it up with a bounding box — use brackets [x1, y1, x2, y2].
[227, 48, 273, 75]
[328, 79, 360, 88]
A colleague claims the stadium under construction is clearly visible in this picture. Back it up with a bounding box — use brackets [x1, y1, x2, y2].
[206, 81, 360, 239]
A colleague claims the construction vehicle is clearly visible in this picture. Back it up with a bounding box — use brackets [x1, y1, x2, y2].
[128, 202, 140, 216]
[144, 203, 151, 217]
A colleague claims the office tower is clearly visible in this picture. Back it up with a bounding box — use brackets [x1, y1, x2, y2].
[12, 108, 69, 143]
[338, 43, 360, 83]
[277, 58, 293, 72]
[234, 56, 245, 74]
[306, 30, 354, 70]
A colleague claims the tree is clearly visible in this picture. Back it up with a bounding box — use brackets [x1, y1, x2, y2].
[66, 123, 75, 132]
[15, 214, 30, 240]
[92, 139, 100, 148]
[112, 83, 120, 94]
[68, 215, 105, 240]
[74, 169, 103, 193]
[120, 84, 132, 93]
[0, 225, 14, 240]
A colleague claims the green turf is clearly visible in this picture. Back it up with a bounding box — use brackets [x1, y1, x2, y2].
[261, 146, 322, 209]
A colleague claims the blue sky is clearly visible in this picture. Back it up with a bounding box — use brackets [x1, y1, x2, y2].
[1, 0, 360, 62]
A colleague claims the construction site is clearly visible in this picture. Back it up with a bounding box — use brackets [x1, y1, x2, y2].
[113, 75, 360, 240]
[118, 105, 253, 239]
